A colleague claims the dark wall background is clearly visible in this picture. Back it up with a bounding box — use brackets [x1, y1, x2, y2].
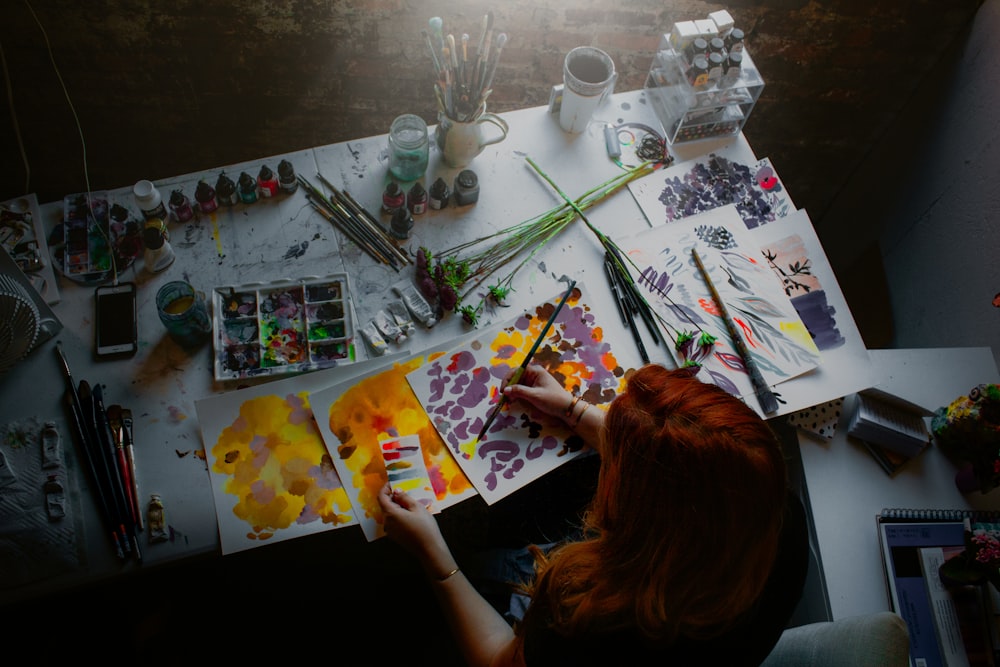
[0, 0, 985, 226]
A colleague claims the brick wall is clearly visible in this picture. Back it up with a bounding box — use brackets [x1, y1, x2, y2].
[0, 0, 985, 226]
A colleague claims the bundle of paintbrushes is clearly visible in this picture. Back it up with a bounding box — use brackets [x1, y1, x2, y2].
[424, 13, 507, 122]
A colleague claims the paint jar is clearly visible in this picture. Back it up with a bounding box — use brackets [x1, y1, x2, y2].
[216, 173, 239, 206]
[388, 114, 429, 182]
[389, 205, 414, 240]
[407, 181, 428, 215]
[155, 280, 212, 348]
[238, 172, 258, 204]
[722, 51, 743, 86]
[453, 169, 480, 206]
[195, 180, 219, 213]
[133, 179, 168, 221]
[142, 219, 175, 273]
[683, 37, 709, 64]
[726, 28, 745, 54]
[707, 51, 725, 84]
[429, 177, 450, 210]
[258, 164, 279, 198]
[277, 160, 298, 194]
[686, 55, 709, 87]
[168, 189, 194, 223]
[382, 181, 405, 214]
[147, 494, 168, 543]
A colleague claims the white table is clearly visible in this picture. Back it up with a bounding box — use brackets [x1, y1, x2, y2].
[799, 346, 1000, 621]
[4, 87, 988, 621]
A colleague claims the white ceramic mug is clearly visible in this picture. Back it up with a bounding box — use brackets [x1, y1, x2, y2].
[435, 111, 509, 169]
[560, 46, 617, 133]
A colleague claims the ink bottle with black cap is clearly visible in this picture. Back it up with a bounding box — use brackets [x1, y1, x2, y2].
[258, 164, 279, 198]
[196, 180, 219, 213]
[453, 170, 480, 206]
[238, 172, 259, 204]
[277, 160, 298, 194]
[390, 205, 414, 240]
[429, 177, 451, 210]
[382, 181, 405, 214]
[216, 173, 239, 207]
[408, 181, 428, 215]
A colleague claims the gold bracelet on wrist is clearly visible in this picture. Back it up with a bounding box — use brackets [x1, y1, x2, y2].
[573, 400, 591, 428]
[436, 567, 461, 582]
[564, 394, 581, 418]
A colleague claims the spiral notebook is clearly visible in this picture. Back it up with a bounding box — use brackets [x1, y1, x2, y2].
[877, 508, 1000, 667]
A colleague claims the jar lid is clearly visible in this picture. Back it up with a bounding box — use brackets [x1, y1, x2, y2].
[457, 170, 478, 188]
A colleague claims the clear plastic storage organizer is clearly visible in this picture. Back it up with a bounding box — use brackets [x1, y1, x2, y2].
[645, 36, 764, 145]
[211, 273, 356, 381]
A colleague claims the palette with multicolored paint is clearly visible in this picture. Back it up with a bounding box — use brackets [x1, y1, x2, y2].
[211, 274, 356, 380]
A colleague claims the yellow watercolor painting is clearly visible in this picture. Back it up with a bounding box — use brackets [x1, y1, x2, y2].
[196, 363, 371, 554]
[310, 354, 477, 542]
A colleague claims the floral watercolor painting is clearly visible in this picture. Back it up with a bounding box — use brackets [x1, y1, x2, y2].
[628, 139, 793, 230]
[406, 282, 639, 505]
[196, 386, 361, 555]
[309, 354, 478, 542]
[619, 205, 820, 415]
[748, 208, 874, 417]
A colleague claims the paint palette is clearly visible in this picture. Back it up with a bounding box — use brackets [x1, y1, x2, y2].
[50, 192, 142, 284]
[211, 274, 357, 380]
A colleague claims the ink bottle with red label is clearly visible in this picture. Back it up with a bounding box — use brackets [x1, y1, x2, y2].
[408, 181, 428, 215]
[169, 189, 194, 223]
[258, 164, 279, 198]
[382, 181, 405, 214]
[195, 180, 219, 213]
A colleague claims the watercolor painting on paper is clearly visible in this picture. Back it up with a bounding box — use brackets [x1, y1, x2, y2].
[381, 434, 437, 511]
[194, 363, 371, 555]
[309, 354, 478, 542]
[405, 282, 640, 505]
[619, 205, 820, 414]
[748, 207, 874, 416]
[629, 139, 793, 230]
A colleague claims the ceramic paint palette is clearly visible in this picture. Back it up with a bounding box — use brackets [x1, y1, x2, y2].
[211, 274, 356, 380]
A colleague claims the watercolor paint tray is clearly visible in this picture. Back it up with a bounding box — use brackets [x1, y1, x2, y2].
[211, 273, 357, 381]
[51, 191, 142, 285]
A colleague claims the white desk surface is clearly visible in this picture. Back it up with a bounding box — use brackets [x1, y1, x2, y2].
[3, 88, 703, 602]
[4, 87, 991, 618]
[800, 346, 1000, 621]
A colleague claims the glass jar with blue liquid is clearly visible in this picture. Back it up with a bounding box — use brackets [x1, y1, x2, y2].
[388, 114, 429, 182]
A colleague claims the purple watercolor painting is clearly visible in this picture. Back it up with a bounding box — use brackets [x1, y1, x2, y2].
[405, 284, 637, 504]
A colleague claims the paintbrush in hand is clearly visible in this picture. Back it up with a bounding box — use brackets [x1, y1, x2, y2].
[474, 280, 577, 444]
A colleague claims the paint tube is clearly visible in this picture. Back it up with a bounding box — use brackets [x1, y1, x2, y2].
[359, 321, 390, 356]
[148, 494, 169, 543]
[393, 283, 437, 327]
[373, 309, 406, 344]
[386, 300, 416, 337]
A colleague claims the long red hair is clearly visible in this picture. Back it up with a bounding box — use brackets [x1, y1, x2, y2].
[520, 364, 787, 642]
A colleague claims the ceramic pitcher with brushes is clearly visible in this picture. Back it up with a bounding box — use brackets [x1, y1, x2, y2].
[435, 108, 509, 169]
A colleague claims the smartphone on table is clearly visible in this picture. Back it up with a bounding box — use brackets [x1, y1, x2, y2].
[94, 282, 138, 358]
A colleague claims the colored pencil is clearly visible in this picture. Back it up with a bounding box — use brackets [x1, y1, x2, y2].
[474, 280, 577, 444]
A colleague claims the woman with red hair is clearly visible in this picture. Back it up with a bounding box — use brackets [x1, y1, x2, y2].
[378, 363, 808, 666]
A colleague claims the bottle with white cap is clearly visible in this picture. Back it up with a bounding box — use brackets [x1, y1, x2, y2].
[133, 179, 168, 221]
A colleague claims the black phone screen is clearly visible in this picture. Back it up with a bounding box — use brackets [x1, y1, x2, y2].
[95, 283, 137, 356]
